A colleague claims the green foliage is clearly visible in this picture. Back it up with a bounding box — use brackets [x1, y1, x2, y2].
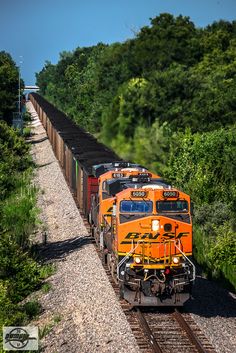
[2, 184, 38, 248]
[0, 122, 49, 328]
[36, 15, 236, 135]
[0, 120, 32, 200]
[39, 323, 53, 339]
[23, 111, 32, 122]
[23, 127, 31, 137]
[0, 51, 22, 123]
[23, 300, 41, 319]
[0, 54, 52, 333]
[167, 127, 236, 205]
[41, 282, 52, 293]
[110, 121, 171, 174]
[102, 78, 154, 141]
[39, 264, 56, 279]
[209, 223, 236, 268]
[53, 314, 62, 324]
[194, 220, 236, 289]
[166, 127, 236, 289]
[0, 281, 26, 327]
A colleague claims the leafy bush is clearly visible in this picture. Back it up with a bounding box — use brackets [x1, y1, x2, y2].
[0, 121, 32, 200]
[1, 183, 39, 248]
[23, 301, 41, 319]
[23, 111, 32, 122]
[23, 127, 31, 137]
[0, 51, 21, 123]
[166, 127, 236, 289]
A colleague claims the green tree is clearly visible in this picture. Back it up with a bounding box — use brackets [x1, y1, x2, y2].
[0, 51, 22, 123]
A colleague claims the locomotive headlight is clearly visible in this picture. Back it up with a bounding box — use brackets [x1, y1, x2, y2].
[152, 220, 160, 231]
[134, 256, 142, 264]
[172, 256, 180, 264]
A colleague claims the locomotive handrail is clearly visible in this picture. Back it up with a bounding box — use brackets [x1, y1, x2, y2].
[174, 242, 196, 282]
[102, 214, 112, 233]
[117, 240, 196, 284]
[117, 240, 146, 281]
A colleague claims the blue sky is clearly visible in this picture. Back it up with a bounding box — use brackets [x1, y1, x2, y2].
[0, 0, 235, 85]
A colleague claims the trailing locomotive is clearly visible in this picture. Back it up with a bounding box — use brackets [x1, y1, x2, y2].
[29, 93, 195, 306]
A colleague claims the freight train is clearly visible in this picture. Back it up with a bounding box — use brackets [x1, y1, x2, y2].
[29, 93, 195, 306]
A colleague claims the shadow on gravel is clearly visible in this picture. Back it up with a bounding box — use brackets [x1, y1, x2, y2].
[185, 276, 236, 318]
[35, 236, 94, 262]
[37, 161, 54, 168]
[27, 137, 48, 144]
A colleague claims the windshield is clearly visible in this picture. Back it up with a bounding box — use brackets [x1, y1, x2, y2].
[120, 200, 153, 213]
[156, 200, 188, 213]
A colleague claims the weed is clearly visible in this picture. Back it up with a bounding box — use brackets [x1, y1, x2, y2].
[40, 264, 56, 279]
[39, 323, 53, 339]
[42, 282, 52, 293]
[23, 300, 41, 319]
[53, 314, 62, 324]
[23, 127, 31, 137]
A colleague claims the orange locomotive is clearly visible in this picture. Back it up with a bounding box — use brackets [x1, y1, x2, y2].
[91, 168, 195, 306]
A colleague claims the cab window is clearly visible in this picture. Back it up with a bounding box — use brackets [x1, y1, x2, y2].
[120, 200, 153, 213]
[156, 200, 188, 213]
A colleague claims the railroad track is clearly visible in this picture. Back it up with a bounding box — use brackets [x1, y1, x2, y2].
[135, 309, 216, 353]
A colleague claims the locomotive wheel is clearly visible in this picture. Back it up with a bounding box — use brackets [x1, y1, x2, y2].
[102, 249, 108, 265]
[111, 261, 118, 285]
[107, 253, 112, 271]
[94, 227, 100, 246]
[119, 282, 125, 299]
[90, 224, 94, 237]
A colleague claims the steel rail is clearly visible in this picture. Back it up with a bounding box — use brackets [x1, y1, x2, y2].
[136, 308, 164, 353]
[173, 309, 208, 353]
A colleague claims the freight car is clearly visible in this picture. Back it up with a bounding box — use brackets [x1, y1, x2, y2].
[29, 93, 195, 306]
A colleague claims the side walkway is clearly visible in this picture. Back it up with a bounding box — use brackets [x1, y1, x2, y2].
[27, 101, 140, 353]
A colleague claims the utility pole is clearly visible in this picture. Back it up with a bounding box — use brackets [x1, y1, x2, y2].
[18, 56, 23, 115]
[12, 56, 24, 130]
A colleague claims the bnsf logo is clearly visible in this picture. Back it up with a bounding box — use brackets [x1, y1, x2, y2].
[124, 232, 159, 240]
[121, 232, 189, 244]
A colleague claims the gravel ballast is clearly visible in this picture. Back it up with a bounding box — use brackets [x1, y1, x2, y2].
[27, 101, 140, 353]
[186, 276, 236, 353]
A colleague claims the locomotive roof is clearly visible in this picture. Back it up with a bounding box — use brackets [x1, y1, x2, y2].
[92, 162, 146, 178]
[105, 177, 170, 196]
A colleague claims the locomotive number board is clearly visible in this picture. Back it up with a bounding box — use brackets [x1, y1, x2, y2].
[131, 191, 148, 198]
[163, 191, 179, 198]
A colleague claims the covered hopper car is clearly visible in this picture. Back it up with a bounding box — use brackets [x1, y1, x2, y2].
[29, 93, 195, 306]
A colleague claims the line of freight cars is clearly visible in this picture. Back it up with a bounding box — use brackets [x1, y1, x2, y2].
[29, 93, 195, 306]
[29, 93, 122, 217]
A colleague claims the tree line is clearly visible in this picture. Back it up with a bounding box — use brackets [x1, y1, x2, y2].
[36, 13, 236, 289]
